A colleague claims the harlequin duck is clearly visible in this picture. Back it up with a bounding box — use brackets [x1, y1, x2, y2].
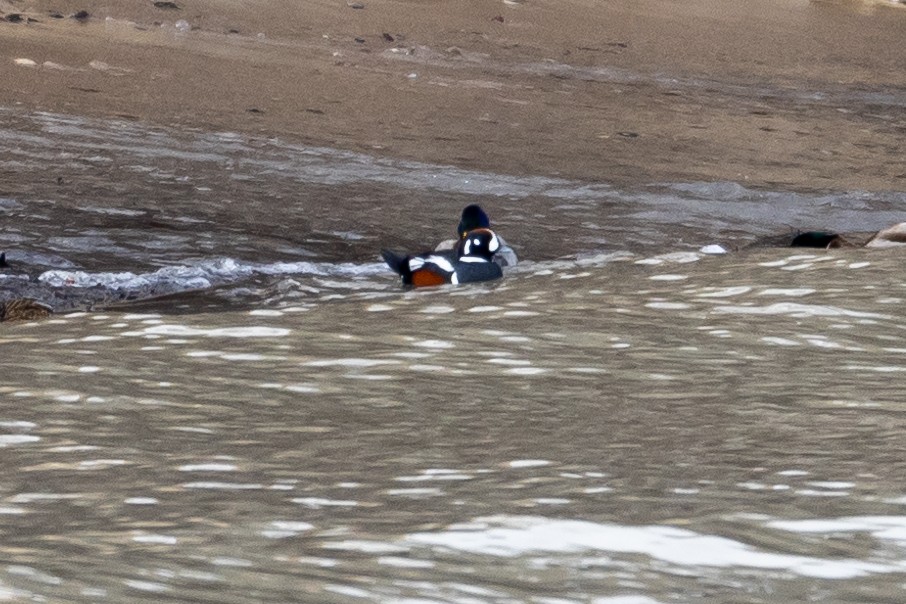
[435, 204, 518, 267]
[382, 228, 504, 287]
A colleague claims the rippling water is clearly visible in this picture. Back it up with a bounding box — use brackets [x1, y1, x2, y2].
[5, 250, 906, 602]
[3, 108, 906, 602]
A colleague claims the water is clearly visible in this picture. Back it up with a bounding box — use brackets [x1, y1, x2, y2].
[3, 108, 906, 602]
[3, 107, 906, 310]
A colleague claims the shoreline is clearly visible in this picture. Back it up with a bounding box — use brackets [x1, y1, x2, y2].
[1, 0, 905, 193]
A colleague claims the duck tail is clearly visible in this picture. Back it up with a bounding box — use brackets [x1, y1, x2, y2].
[380, 250, 410, 276]
[0, 253, 7, 268]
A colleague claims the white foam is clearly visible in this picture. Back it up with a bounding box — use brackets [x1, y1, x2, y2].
[322, 541, 407, 554]
[262, 521, 315, 538]
[179, 463, 238, 472]
[414, 339, 455, 349]
[699, 244, 728, 255]
[508, 460, 552, 468]
[469, 305, 504, 312]
[292, 497, 358, 509]
[645, 302, 691, 310]
[0, 435, 40, 446]
[506, 367, 547, 375]
[131, 324, 290, 338]
[366, 304, 394, 312]
[406, 515, 903, 579]
[181, 482, 264, 490]
[36, 258, 386, 300]
[0, 421, 37, 430]
[421, 305, 456, 314]
[132, 533, 177, 545]
[761, 337, 801, 346]
[712, 303, 889, 319]
[377, 556, 435, 569]
[78, 459, 128, 470]
[759, 288, 816, 297]
[386, 488, 444, 497]
[697, 286, 752, 298]
[807, 481, 856, 490]
[305, 358, 399, 368]
[768, 516, 906, 544]
[124, 580, 169, 593]
[649, 274, 687, 281]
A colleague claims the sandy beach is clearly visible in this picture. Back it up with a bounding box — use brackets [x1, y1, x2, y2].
[2, 0, 905, 193]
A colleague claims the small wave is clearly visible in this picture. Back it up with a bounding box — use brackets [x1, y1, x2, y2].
[37, 257, 386, 291]
[406, 515, 904, 579]
[0, 257, 392, 312]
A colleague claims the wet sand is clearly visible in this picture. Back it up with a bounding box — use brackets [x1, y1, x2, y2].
[2, 0, 905, 192]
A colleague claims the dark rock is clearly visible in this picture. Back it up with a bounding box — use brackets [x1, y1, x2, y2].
[247, 108, 264, 114]
[153, 1, 181, 9]
[49, 12, 65, 18]
[72, 10, 90, 21]
[5, 14, 24, 23]
[348, 2, 365, 8]
[790, 231, 841, 248]
[354, 36, 365, 44]
[0, 299, 53, 323]
[382, 32, 394, 42]
[492, 15, 504, 23]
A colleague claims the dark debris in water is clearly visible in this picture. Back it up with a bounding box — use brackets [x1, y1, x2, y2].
[4, 13, 40, 23]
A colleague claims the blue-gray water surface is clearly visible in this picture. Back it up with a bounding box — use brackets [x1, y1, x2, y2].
[3, 108, 906, 602]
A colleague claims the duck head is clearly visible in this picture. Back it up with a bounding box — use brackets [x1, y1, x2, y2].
[457, 228, 500, 262]
[457, 204, 491, 238]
